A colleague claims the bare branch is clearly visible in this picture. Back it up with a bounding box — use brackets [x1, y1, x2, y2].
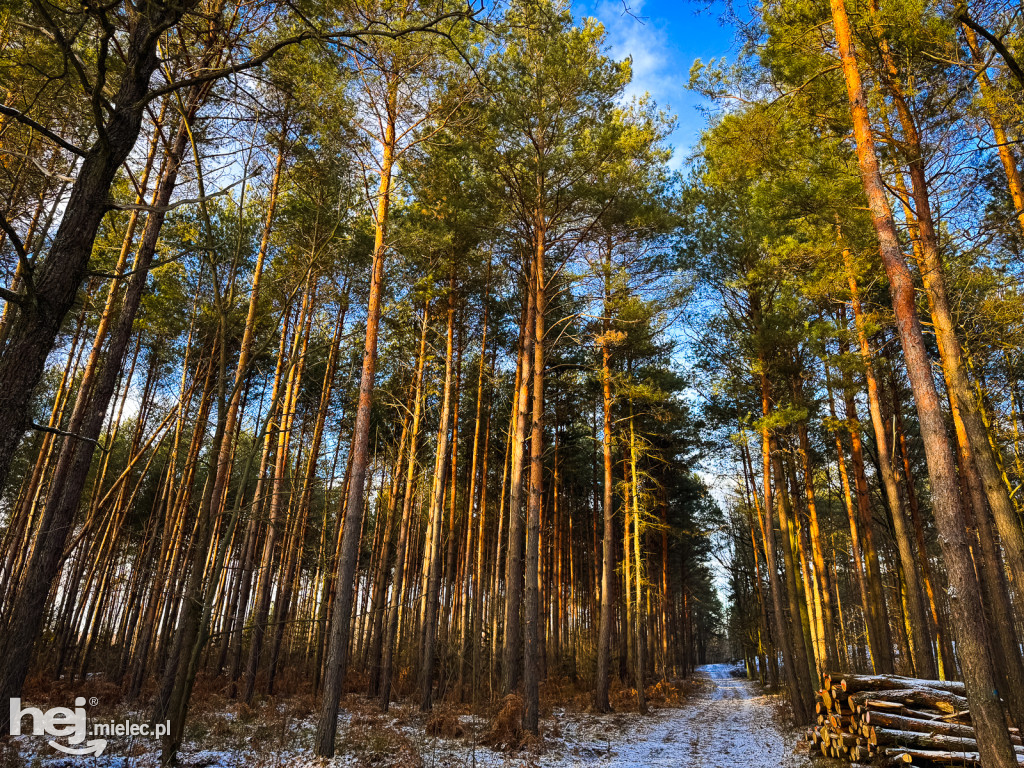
[0, 212, 36, 297]
[955, 8, 1024, 90]
[143, 8, 477, 106]
[0, 105, 87, 157]
[0, 149, 78, 182]
[30, 422, 108, 452]
[105, 175, 247, 213]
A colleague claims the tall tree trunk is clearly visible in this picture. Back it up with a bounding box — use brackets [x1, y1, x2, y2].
[627, 404, 648, 713]
[0, 1, 199, 501]
[843, 249, 935, 678]
[837, 321, 894, 672]
[502, 271, 535, 694]
[466, 272, 491, 702]
[758, 360, 811, 723]
[828, 0, 1016, 761]
[595, 240, 616, 712]
[793, 372, 838, 672]
[366, 409, 410, 697]
[243, 276, 313, 702]
[379, 303, 429, 712]
[523, 225, 546, 734]
[876, 49, 1024, 664]
[0, 109, 199, 727]
[314, 77, 396, 757]
[419, 280, 457, 711]
[824, 361, 874, 672]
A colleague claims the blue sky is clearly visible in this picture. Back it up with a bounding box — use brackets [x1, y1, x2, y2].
[574, 0, 743, 168]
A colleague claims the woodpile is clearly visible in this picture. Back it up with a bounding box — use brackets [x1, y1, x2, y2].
[807, 672, 1023, 766]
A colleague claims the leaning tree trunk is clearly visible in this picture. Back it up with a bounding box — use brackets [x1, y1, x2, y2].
[960, 23, 1024, 238]
[828, 0, 1017, 763]
[0, 111, 196, 730]
[844, 251, 935, 679]
[0, 1, 197, 504]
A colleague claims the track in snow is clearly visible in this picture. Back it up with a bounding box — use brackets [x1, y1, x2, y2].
[533, 663, 812, 767]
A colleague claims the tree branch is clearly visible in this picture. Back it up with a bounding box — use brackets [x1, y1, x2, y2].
[142, 8, 477, 106]
[0, 211, 36, 299]
[956, 8, 1024, 90]
[0, 286, 26, 305]
[0, 149, 78, 182]
[0, 105, 87, 157]
[105, 175, 247, 213]
[30, 422, 108, 452]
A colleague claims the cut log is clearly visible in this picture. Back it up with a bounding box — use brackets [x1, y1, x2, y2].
[863, 703, 942, 720]
[849, 688, 969, 714]
[880, 747, 984, 765]
[809, 674, 1020, 764]
[873, 726, 981, 751]
[821, 689, 834, 710]
[865, 711, 975, 739]
[829, 673, 966, 696]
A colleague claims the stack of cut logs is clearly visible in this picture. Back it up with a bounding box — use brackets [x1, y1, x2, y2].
[808, 671, 1023, 765]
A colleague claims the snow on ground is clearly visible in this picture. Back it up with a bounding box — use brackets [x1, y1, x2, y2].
[402, 664, 812, 767]
[6, 665, 811, 767]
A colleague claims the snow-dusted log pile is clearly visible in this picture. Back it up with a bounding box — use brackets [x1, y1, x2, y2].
[808, 672, 1023, 766]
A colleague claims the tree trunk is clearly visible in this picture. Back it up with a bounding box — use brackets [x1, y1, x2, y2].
[0, 110, 197, 728]
[596, 240, 616, 712]
[523, 224, 546, 734]
[314, 77, 395, 756]
[419, 280, 457, 711]
[828, 0, 1017, 761]
[0, 1, 198, 501]
[502, 272, 535, 695]
[379, 303, 429, 712]
[843, 250, 935, 679]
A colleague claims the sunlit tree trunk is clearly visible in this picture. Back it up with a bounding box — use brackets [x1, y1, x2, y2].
[379, 304, 429, 712]
[596, 240, 616, 712]
[843, 249, 934, 678]
[315, 74, 397, 757]
[502, 266, 535, 695]
[829, 0, 1016, 760]
[420, 280, 457, 711]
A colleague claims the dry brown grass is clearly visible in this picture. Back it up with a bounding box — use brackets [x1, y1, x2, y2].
[600, 676, 697, 712]
[22, 672, 123, 712]
[479, 693, 525, 752]
[340, 722, 423, 768]
[424, 710, 465, 738]
[343, 670, 370, 694]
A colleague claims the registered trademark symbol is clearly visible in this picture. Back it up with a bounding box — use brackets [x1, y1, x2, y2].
[89, 697, 98, 707]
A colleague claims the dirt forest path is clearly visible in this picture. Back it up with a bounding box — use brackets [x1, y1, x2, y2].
[529, 663, 811, 767]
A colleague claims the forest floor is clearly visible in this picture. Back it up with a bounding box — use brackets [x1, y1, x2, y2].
[3, 664, 812, 767]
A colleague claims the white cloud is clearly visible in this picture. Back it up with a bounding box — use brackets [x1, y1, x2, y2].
[577, 0, 733, 167]
[592, 1, 678, 103]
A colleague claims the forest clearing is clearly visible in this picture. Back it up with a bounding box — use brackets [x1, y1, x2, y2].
[1, 0, 1023, 765]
